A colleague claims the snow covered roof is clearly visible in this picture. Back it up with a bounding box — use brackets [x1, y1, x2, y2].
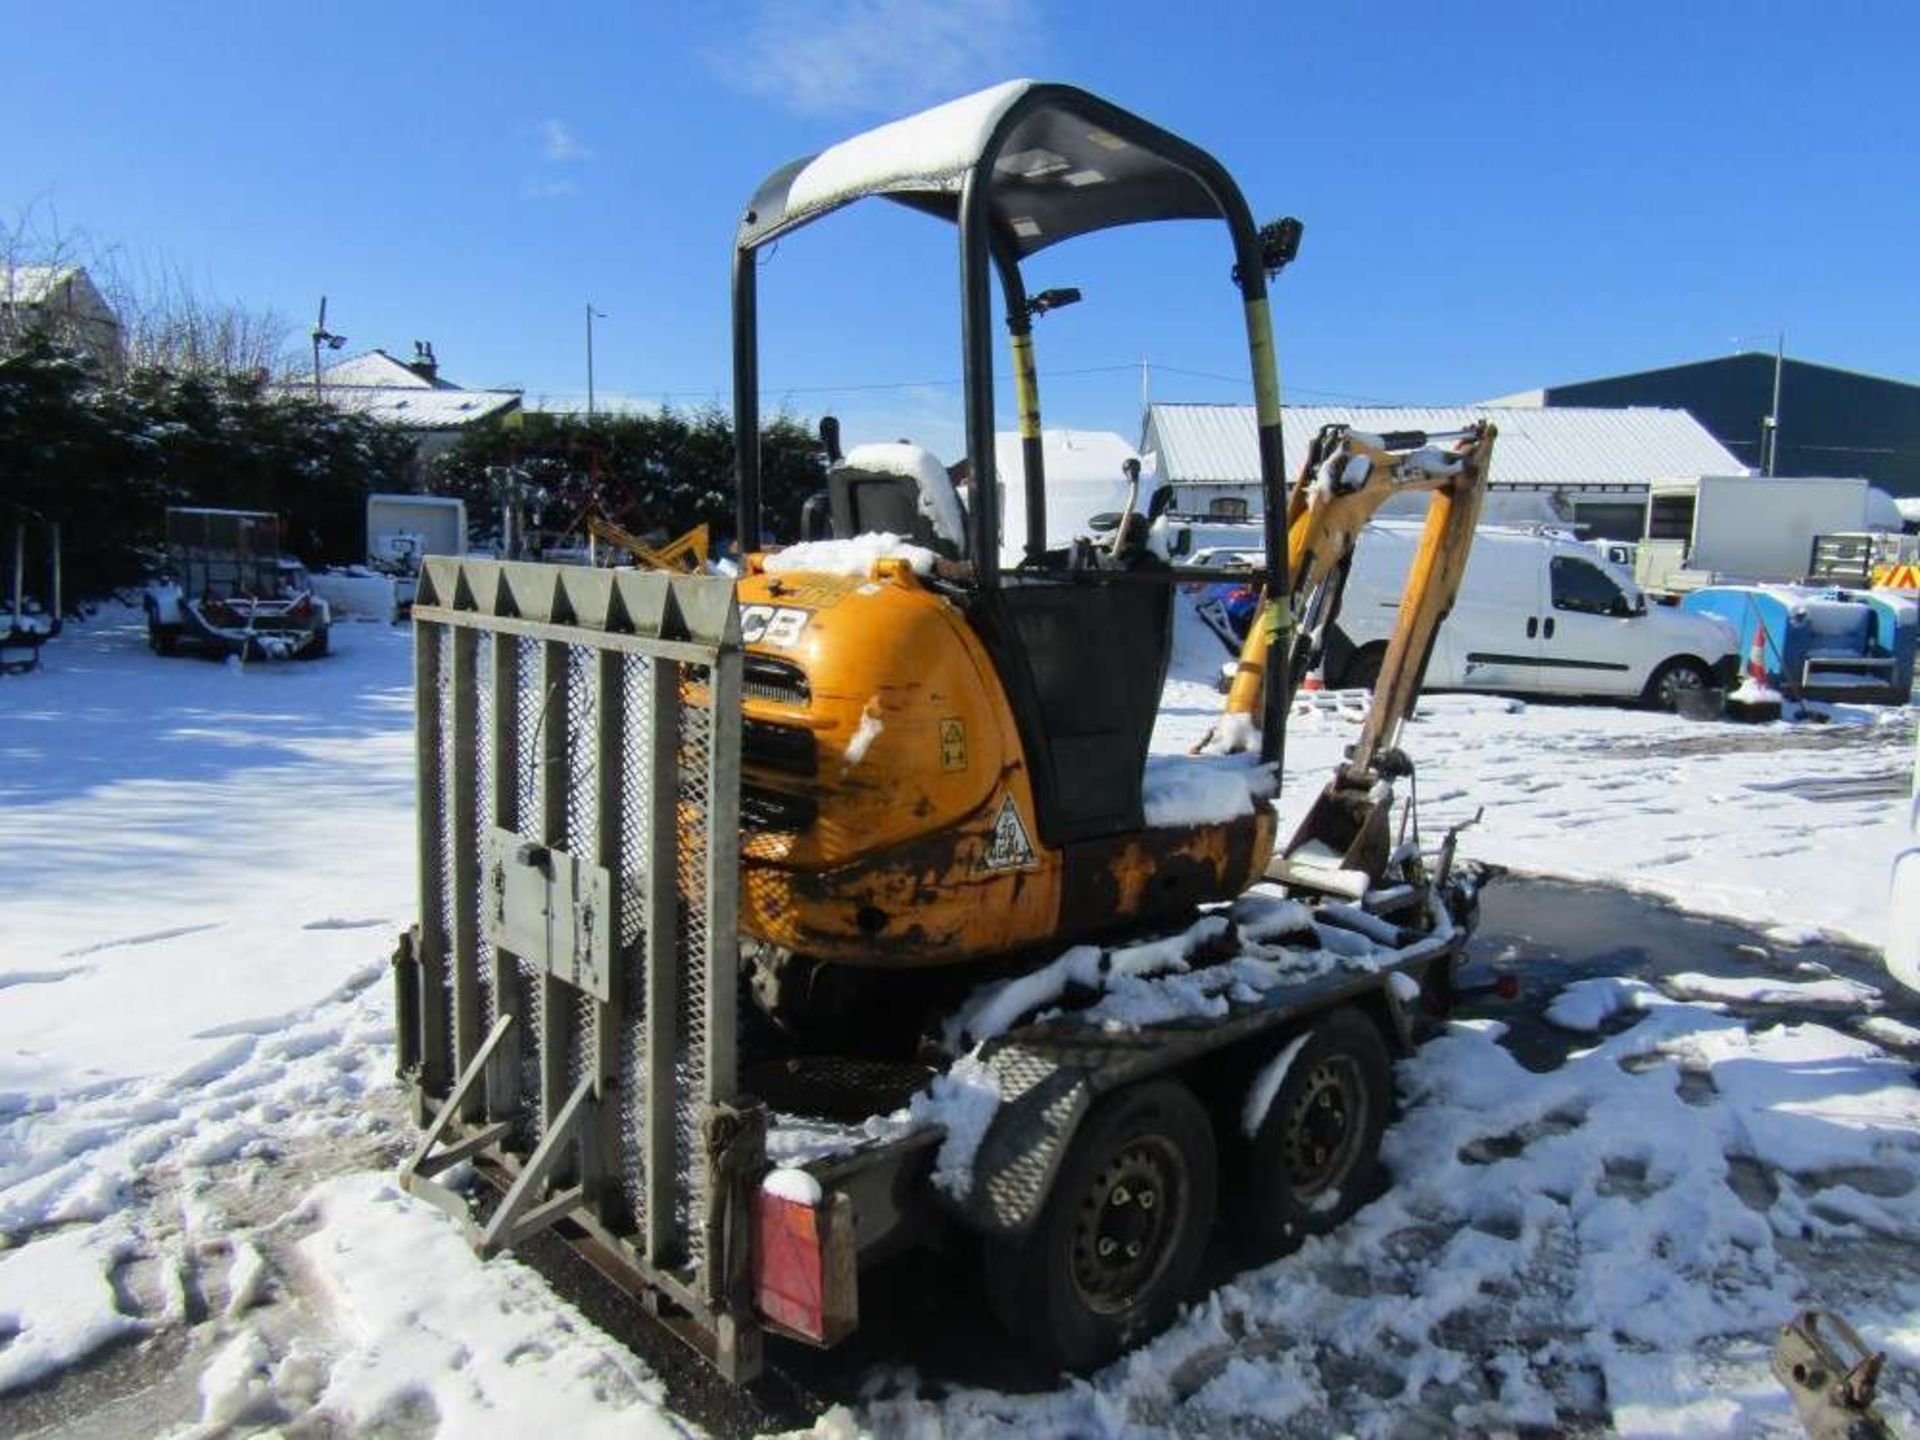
[3, 264, 83, 305]
[739, 80, 1245, 261]
[784, 80, 1032, 219]
[320, 350, 448, 389]
[1, 264, 116, 318]
[992, 429, 1146, 564]
[1143, 403, 1749, 491]
[289, 350, 523, 430]
[992, 427, 1144, 487]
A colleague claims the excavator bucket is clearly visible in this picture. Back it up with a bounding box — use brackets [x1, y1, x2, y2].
[1271, 781, 1392, 899]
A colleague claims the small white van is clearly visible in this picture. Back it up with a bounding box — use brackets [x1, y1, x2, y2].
[1329, 522, 1738, 708]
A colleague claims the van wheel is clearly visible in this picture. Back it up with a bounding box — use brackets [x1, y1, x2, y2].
[1233, 1008, 1391, 1254]
[1644, 656, 1712, 711]
[1343, 643, 1387, 692]
[984, 1080, 1216, 1371]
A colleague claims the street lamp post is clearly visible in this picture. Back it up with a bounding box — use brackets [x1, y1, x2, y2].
[311, 295, 346, 402]
[585, 303, 607, 417]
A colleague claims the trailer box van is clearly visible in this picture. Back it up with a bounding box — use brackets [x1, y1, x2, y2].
[367, 493, 467, 575]
[1329, 522, 1737, 708]
[1636, 474, 1876, 597]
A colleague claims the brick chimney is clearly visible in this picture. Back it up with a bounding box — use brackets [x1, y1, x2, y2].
[408, 340, 439, 383]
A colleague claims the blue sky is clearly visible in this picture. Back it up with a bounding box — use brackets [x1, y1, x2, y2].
[5, 1, 1916, 461]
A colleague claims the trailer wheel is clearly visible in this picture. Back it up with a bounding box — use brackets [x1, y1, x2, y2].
[983, 1080, 1216, 1371]
[1235, 1008, 1390, 1254]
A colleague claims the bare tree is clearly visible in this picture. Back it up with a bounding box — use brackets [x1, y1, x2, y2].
[2, 201, 296, 379]
[112, 258, 295, 379]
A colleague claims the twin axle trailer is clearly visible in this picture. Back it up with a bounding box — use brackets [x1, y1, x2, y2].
[392, 558, 1482, 1380]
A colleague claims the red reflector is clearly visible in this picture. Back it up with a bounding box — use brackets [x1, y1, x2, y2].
[755, 1189, 826, 1341]
[1494, 973, 1521, 1000]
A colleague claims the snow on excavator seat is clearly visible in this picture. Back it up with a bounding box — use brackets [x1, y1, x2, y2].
[830, 442, 968, 560]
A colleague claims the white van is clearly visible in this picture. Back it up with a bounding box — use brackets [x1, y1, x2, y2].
[1329, 522, 1738, 708]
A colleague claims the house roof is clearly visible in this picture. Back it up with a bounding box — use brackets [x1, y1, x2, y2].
[1142, 402, 1748, 489]
[2, 264, 82, 304]
[1, 264, 116, 318]
[298, 350, 522, 430]
[320, 350, 451, 389]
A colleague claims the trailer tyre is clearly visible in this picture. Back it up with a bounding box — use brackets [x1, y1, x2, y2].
[1235, 1008, 1391, 1254]
[983, 1080, 1217, 1371]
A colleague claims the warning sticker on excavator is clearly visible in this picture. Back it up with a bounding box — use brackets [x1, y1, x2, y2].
[939, 717, 967, 772]
[980, 793, 1036, 871]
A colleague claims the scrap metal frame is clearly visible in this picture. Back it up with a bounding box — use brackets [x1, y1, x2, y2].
[394, 556, 767, 1380]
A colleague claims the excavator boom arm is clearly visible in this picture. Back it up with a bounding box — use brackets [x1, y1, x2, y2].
[1218, 422, 1497, 753]
[1207, 422, 1496, 898]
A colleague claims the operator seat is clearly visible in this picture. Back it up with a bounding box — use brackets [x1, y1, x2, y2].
[974, 522, 1175, 847]
[828, 442, 968, 559]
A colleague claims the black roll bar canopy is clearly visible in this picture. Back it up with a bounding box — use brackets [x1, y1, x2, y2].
[731, 80, 1292, 759]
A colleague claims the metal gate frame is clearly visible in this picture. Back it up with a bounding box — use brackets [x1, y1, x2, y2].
[393, 556, 767, 1379]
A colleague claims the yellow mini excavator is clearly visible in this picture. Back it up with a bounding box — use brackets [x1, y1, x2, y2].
[726, 81, 1495, 1033]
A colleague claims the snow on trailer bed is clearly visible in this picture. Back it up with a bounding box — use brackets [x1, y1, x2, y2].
[754, 886, 1464, 1214]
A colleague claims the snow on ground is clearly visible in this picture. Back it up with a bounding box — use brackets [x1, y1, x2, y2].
[0, 596, 1915, 1437]
[0, 610, 695, 1436]
[827, 1003, 1920, 1438]
[1160, 604, 1918, 951]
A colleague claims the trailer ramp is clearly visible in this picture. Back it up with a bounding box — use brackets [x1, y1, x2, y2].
[393, 557, 766, 1378]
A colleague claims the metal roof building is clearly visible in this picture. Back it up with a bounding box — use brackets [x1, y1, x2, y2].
[1141, 402, 1748, 539]
[1488, 352, 1920, 500]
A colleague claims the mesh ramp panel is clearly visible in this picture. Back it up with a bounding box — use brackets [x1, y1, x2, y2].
[673, 663, 714, 1270]
[615, 651, 657, 1237]
[511, 634, 546, 1147]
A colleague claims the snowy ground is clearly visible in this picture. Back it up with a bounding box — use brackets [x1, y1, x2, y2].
[0, 602, 1915, 1437]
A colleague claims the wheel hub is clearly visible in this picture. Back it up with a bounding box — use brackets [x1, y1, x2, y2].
[1070, 1137, 1186, 1315]
[1282, 1058, 1366, 1199]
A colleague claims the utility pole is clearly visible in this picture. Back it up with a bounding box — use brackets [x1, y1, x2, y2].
[1764, 330, 1785, 476]
[585, 303, 607, 417]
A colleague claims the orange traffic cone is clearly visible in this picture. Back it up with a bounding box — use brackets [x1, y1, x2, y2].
[1301, 663, 1326, 694]
[1728, 617, 1783, 722]
[1745, 620, 1771, 686]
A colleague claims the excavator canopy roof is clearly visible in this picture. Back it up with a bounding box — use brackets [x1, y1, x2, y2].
[736, 80, 1240, 259]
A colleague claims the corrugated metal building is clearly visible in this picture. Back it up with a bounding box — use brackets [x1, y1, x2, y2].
[1489, 353, 1920, 499]
[1141, 402, 1748, 539]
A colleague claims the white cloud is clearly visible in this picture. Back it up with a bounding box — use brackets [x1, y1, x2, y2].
[522, 177, 581, 200]
[541, 119, 588, 163]
[717, 0, 1043, 117]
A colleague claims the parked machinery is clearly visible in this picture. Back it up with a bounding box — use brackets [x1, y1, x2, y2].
[1, 504, 62, 675]
[144, 508, 330, 660]
[395, 79, 1500, 1380]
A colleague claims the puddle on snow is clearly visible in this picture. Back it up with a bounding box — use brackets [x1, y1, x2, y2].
[1464, 875, 1920, 1072]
